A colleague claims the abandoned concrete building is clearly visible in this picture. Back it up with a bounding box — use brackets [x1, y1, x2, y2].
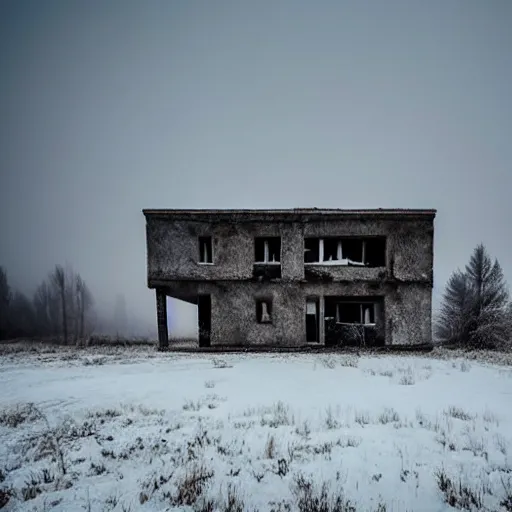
[143, 208, 436, 349]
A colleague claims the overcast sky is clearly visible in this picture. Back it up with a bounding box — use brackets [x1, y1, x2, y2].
[1, 1, 511, 337]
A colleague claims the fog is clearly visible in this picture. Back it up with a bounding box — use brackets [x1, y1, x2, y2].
[1, 1, 511, 339]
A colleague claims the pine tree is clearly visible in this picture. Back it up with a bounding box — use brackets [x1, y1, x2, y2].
[436, 244, 510, 348]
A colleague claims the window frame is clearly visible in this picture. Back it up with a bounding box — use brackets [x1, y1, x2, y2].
[198, 236, 214, 265]
[304, 237, 386, 267]
[255, 298, 273, 324]
[254, 237, 281, 264]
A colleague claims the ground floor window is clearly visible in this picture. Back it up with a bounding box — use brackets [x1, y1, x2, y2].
[256, 299, 272, 324]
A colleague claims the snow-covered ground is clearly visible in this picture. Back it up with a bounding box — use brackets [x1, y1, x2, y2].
[1, 351, 512, 511]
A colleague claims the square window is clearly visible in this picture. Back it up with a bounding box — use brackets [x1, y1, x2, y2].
[198, 236, 213, 263]
[256, 299, 272, 324]
[254, 237, 281, 263]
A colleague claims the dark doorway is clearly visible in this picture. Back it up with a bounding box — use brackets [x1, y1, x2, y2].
[198, 295, 211, 347]
[305, 298, 319, 342]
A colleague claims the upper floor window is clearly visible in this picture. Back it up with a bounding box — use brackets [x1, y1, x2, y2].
[198, 236, 213, 264]
[304, 237, 385, 267]
[255, 237, 281, 264]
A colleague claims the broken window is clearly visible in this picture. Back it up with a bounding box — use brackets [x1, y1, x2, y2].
[335, 302, 375, 324]
[303, 237, 385, 267]
[198, 236, 213, 263]
[340, 239, 363, 263]
[256, 299, 272, 324]
[365, 237, 386, 267]
[323, 238, 339, 262]
[304, 238, 320, 263]
[255, 237, 281, 263]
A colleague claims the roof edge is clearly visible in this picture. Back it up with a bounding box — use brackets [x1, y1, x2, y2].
[143, 208, 437, 218]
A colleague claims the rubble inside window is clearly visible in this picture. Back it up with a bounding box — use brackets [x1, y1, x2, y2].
[255, 237, 281, 263]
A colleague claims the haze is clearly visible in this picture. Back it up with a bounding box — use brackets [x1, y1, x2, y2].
[1, 1, 511, 338]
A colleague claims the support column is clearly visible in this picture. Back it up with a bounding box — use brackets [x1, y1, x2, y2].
[319, 295, 325, 345]
[156, 288, 169, 350]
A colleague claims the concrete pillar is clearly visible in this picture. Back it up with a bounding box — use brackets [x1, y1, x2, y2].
[156, 288, 168, 350]
[319, 295, 325, 345]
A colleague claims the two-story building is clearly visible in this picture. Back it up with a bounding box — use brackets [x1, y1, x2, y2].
[143, 208, 436, 349]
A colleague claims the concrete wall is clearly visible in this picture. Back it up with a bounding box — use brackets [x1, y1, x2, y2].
[146, 216, 434, 285]
[162, 279, 432, 346]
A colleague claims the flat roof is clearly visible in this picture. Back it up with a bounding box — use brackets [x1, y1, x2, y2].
[144, 208, 435, 215]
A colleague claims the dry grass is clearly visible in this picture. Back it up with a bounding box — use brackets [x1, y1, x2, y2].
[291, 473, 356, 512]
[264, 434, 277, 459]
[445, 406, 474, 421]
[378, 408, 400, 424]
[435, 468, 484, 510]
[171, 464, 214, 507]
[398, 374, 415, 385]
[0, 403, 42, 428]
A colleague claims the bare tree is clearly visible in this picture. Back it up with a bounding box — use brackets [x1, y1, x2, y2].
[436, 244, 510, 349]
[0, 266, 11, 339]
[75, 274, 93, 339]
[33, 280, 53, 336]
[51, 265, 68, 344]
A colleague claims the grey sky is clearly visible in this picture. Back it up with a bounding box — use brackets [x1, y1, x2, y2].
[1, 1, 511, 337]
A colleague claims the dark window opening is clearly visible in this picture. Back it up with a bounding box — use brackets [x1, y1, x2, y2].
[324, 296, 384, 347]
[323, 238, 339, 261]
[335, 302, 375, 324]
[256, 299, 273, 324]
[306, 298, 319, 342]
[255, 237, 281, 263]
[198, 237, 213, 263]
[304, 238, 319, 263]
[341, 239, 363, 263]
[303, 237, 386, 267]
[365, 237, 386, 267]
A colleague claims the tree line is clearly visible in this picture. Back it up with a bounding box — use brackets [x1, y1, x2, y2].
[0, 265, 94, 343]
[436, 244, 512, 349]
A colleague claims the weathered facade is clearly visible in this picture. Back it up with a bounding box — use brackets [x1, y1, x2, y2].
[143, 209, 436, 349]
